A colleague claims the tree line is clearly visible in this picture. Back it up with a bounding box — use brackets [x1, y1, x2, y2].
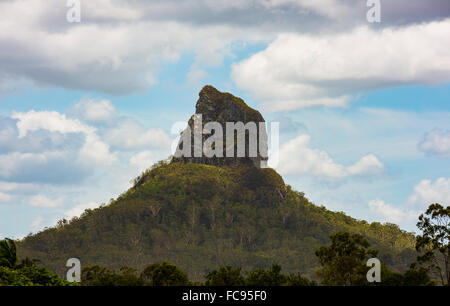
[1, 203, 448, 286]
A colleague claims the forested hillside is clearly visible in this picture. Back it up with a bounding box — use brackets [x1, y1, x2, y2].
[18, 161, 417, 281]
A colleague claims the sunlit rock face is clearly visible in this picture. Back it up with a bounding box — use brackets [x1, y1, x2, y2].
[172, 85, 268, 168]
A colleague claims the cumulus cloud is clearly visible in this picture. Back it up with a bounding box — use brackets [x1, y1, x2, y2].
[1, 0, 448, 94]
[277, 134, 384, 178]
[419, 129, 450, 158]
[408, 177, 450, 208]
[0, 116, 84, 154]
[12, 110, 92, 137]
[28, 194, 63, 208]
[0, 111, 116, 184]
[368, 177, 450, 229]
[0, 0, 259, 94]
[104, 119, 173, 151]
[70, 98, 116, 123]
[368, 199, 419, 225]
[12, 110, 116, 166]
[232, 19, 450, 111]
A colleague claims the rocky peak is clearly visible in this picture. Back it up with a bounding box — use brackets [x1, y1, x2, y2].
[172, 85, 268, 168]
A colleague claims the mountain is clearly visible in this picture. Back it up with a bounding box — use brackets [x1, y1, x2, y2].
[17, 86, 417, 280]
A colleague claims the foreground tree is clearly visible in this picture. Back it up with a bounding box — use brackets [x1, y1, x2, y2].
[0, 238, 17, 268]
[315, 232, 377, 286]
[380, 265, 434, 286]
[205, 265, 315, 286]
[415, 203, 449, 285]
[81, 265, 144, 286]
[0, 238, 73, 286]
[141, 262, 190, 286]
[245, 264, 287, 286]
[205, 266, 245, 286]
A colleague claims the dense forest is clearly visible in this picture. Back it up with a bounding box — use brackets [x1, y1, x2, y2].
[0, 227, 441, 286]
[16, 160, 421, 281]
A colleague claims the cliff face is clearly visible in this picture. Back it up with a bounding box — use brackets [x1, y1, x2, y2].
[172, 85, 268, 168]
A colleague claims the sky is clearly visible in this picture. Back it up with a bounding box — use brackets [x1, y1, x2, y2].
[0, 0, 449, 238]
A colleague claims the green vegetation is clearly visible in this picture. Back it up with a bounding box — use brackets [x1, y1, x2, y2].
[0, 239, 73, 286]
[315, 232, 434, 286]
[0, 238, 17, 268]
[414, 203, 449, 285]
[16, 161, 418, 281]
[141, 262, 190, 286]
[3, 199, 448, 286]
[315, 232, 378, 285]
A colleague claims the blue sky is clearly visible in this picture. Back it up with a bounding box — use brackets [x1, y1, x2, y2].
[0, 0, 449, 238]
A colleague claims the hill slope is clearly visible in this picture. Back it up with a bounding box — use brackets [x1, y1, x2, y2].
[18, 161, 416, 280]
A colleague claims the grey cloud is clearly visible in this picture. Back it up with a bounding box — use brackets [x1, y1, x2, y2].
[0, 0, 448, 95]
[86, 0, 450, 30]
[379, 0, 450, 25]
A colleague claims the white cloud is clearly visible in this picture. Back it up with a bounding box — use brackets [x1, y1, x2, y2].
[104, 120, 173, 151]
[0, 111, 116, 184]
[408, 177, 450, 208]
[12, 110, 93, 137]
[28, 194, 62, 208]
[65, 202, 100, 219]
[368, 199, 419, 225]
[232, 19, 450, 111]
[129, 151, 154, 172]
[368, 177, 450, 230]
[347, 154, 385, 176]
[0, 0, 262, 94]
[12, 110, 116, 167]
[419, 129, 450, 158]
[70, 99, 116, 123]
[0, 0, 449, 94]
[276, 134, 384, 178]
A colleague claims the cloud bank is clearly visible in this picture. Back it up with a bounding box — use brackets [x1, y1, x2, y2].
[277, 134, 384, 178]
[232, 19, 450, 111]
